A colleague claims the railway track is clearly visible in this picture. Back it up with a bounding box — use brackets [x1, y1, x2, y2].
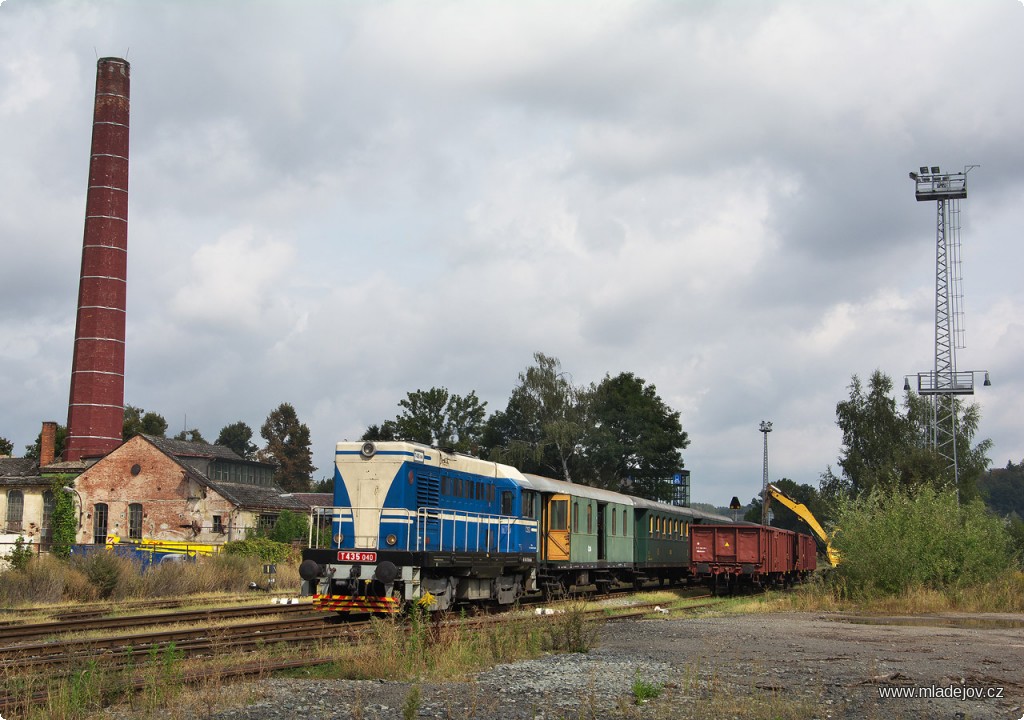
[0, 600, 313, 646]
[0, 591, 727, 714]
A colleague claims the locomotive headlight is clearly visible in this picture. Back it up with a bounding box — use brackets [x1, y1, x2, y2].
[334, 533, 344, 545]
[385, 534, 397, 546]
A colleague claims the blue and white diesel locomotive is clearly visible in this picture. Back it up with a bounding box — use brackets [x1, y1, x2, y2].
[299, 441, 538, 612]
[299, 440, 735, 612]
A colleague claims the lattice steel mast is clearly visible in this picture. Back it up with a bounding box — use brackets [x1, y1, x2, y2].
[905, 165, 986, 501]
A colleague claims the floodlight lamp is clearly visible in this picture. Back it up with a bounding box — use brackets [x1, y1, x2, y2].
[909, 172, 919, 180]
[984, 372, 991, 387]
[919, 166, 929, 175]
[904, 377, 911, 392]
[930, 166, 940, 174]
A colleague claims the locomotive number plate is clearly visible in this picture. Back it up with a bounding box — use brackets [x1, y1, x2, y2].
[337, 551, 378, 562]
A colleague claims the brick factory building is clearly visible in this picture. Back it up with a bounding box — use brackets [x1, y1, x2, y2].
[67, 435, 311, 545]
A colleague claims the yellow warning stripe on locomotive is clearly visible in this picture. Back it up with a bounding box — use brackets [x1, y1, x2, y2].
[312, 594, 400, 613]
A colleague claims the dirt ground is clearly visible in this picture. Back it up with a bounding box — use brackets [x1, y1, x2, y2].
[110, 609, 1024, 720]
[600, 610, 1024, 720]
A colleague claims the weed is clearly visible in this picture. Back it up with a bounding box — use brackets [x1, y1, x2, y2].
[543, 599, 600, 653]
[401, 684, 421, 720]
[631, 670, 663, 704]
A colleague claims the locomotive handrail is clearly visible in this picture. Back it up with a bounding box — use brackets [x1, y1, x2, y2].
[414, 507, 518, 553]
[307, 505, 522, 555]
[306, 506, 400, 550]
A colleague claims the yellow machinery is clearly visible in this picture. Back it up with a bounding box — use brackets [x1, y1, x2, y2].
[765, 484, 840, 567]
[105, 535, 220, 558]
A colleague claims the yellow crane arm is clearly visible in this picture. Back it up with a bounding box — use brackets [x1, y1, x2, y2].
[766, 484, 840, 566]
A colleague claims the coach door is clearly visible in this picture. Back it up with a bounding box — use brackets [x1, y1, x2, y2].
[545, 494, 570, 561]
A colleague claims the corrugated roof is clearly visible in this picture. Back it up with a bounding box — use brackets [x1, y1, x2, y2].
[142, 435, 244, 461]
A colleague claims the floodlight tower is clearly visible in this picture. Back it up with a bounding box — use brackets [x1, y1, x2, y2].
[906, 165, 987, 501]
[759, 420, 772, 524]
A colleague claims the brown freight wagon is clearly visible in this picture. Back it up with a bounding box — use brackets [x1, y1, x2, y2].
[690, 524, 814, 593]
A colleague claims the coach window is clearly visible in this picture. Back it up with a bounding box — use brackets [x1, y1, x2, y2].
[500, 491, 514, 516]
[587, 505, 593, 534]
[611, 507, 617, 536]
[93, 503, 108, 545]
[128, 503, 143, 540]
[572, 502, 579, 532]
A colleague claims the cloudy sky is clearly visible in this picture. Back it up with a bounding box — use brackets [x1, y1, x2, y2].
[2, 0, 1022, 506]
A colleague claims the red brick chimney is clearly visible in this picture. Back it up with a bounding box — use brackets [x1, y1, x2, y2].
[40, 421, 57, 467]
[65, 58, 130, 461]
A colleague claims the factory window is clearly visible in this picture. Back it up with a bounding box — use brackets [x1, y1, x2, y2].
[257, 514, 278, 533]
[213, 515, 224, 533]
[41, 490, 55, 548]
[587, 505, 593, 534]
[93, 503, 108, 545]
[5, 490, 24, 533]
[128, 503, 143, 540]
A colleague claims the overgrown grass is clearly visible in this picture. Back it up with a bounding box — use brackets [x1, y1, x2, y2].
[0, 552, 301, 609]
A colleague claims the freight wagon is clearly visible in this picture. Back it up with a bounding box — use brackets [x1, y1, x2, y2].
[690, 524, 816, 593]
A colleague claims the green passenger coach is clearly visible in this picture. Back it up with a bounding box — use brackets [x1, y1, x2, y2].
[521, 473, 635, 594]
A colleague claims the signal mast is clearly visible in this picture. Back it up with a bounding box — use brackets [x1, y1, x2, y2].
[905, 165, 988, 502]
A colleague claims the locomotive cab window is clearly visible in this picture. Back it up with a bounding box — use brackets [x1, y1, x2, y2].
[522, 491, 537, 519]
[500, 490, 514, 516]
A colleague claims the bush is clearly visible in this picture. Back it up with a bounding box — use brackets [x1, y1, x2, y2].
[71, 551, 143, 600]
[5, 536, 35, 571]
[0, 555, 95, 606]
[266, 509, 309, 544]
[832, 485, 1016, 596]
[221, 536, 293, 563]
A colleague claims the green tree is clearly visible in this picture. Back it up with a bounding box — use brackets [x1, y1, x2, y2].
[582, 372, 689, 501]
[361, 422, 398, 442]
[173, 428, 207, 443]
[823, 370, 990, 502]
[0, 436, 13, 456]
[266, 509, 309, 544]
[382, 387, 487, 452]
[24, 424, 67, 460]
[484, 352, 588, 482]
[260, 403, 316, 493]
[978, 460, 1024, 518]
[311, 477, 333, 493]
[216, 421, 258, 459]
[122, 405, 168, 440]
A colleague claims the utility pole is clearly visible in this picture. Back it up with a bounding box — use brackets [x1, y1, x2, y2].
[759, 420, 772, 524]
